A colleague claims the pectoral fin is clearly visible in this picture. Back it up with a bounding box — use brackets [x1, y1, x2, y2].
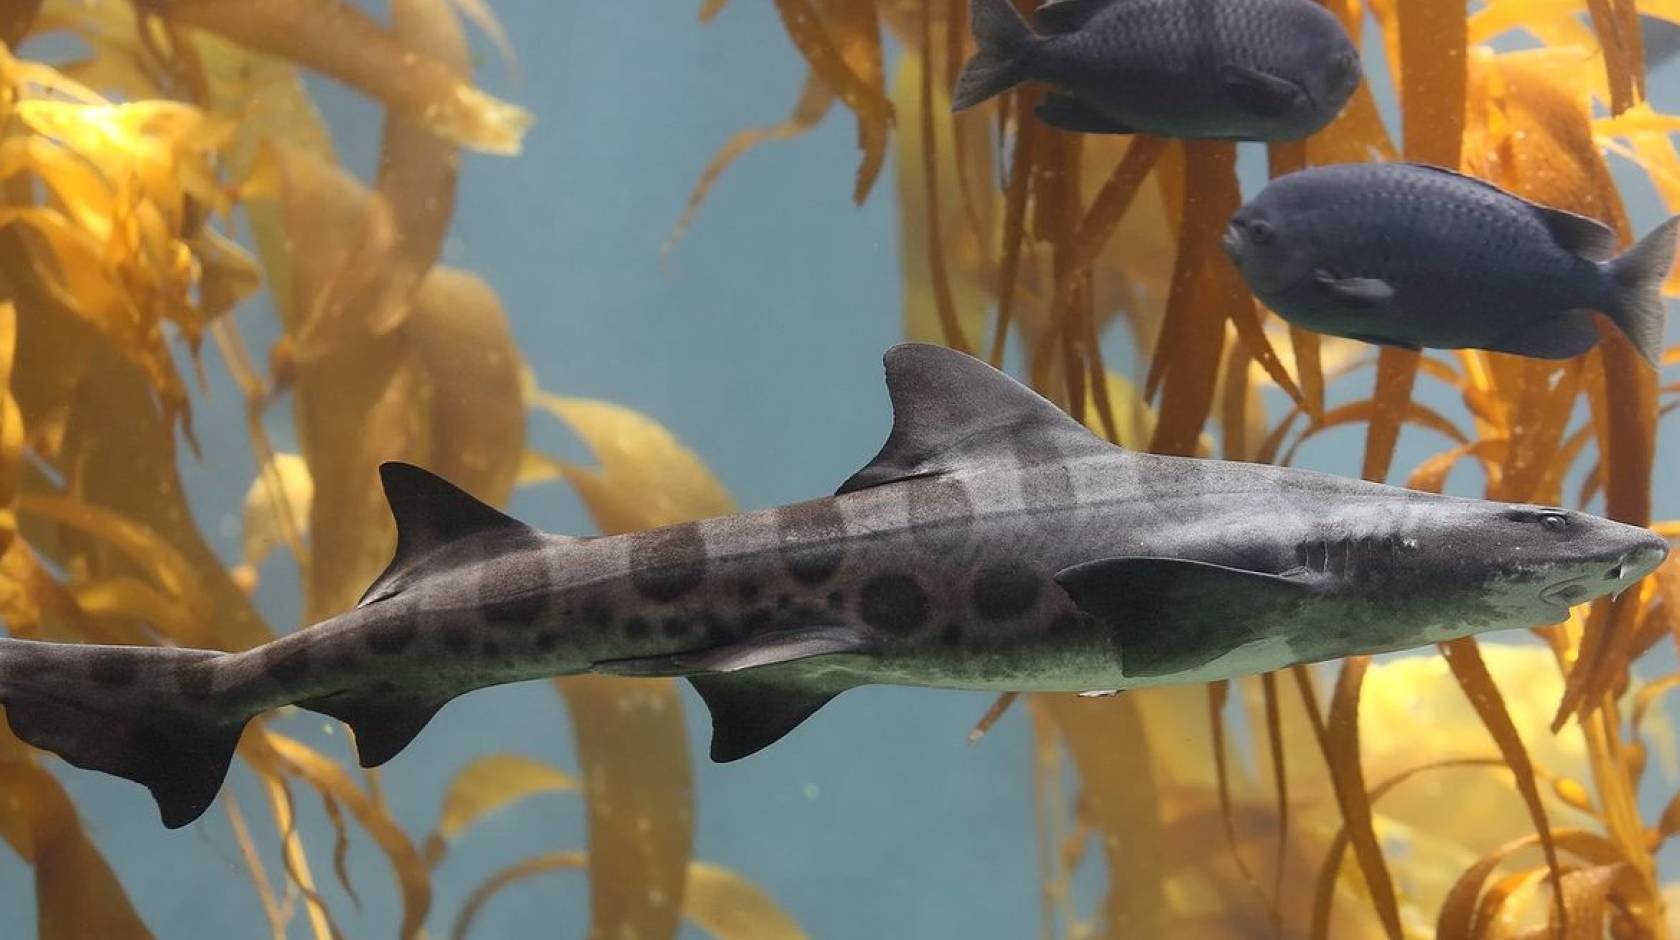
[1314, 269, 1394, 305]
[1035, 94, 1138, 134]
[591, 625, 873, 677]
[1054, 557, 1318, 678]
[1219, 64, 1304, 116]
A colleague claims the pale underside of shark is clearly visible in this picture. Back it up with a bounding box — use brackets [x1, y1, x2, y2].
[0, 344, 1667, 827]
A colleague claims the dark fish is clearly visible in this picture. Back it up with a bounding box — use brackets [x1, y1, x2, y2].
[952, 0, 1362, 142]
[0, 345, 1667, 828]
[1222, 162, 1680, 366]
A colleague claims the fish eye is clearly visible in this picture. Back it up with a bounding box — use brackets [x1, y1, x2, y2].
[1248, 220, 1274, 244]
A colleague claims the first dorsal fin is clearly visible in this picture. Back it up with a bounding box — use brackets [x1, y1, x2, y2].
[359, 462, 529, 606]
[1034, 0, 1114, 33]
[838, 344, 1111, 494]
[1404, 163, 1619, 260]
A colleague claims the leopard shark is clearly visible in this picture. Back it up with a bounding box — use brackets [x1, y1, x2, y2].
[0, 344, 1667, 827]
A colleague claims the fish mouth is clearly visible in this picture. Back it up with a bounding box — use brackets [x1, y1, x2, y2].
[1220, 224, 1245, 260]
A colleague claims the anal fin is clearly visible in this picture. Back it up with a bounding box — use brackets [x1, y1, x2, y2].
[689, 674, 849, 762]
[297, 689, 454, 767]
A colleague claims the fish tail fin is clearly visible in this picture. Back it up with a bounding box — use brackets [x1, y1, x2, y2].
[952, 0, 1037, 111]
[0, 637, 250, 828]
[1605, 214, 1680, 367]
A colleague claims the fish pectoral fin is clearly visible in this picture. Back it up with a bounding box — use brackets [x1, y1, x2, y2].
[591, 625, 874, 677]
[1218, 64, 1304, 116]
[1034, 94, 1139, 134]
[296, 689, 455, 767]
[838, 344, 1113, 494]
[689, 674, 853, 762]
[1313, 269, 1394, 306]
[1054, 556, 1319, 679]
[1033, 0, 1113, 32]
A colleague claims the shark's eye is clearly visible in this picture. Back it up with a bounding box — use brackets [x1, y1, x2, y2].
[1539, 512, 1569, 532]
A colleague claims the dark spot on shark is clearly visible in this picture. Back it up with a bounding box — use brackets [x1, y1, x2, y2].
[777, 501, 848, 586]
[535, 631, 559, 652]
[441, 626, 473, 654]
[701, 612, 735, 642]
[662, 616, 691, 639]
[974, 563, 1041, 621]
[631, 522, 707, 602]
[480, 549, 552, 627]
[262, 641, 309, 685]
[739, 608, 775, 635]
[1050, 611, 1082, 634]
[175, 659, 216, 700]
[625, 617, 651, 640]
[908, 475, 974, 555]
[482, 640, 501, 657]
[940, 622, 964, 645]
[860, 574, 929, 634]
[581, 597, 613, 629]
[365, 617, 418, 654]
[89, 649, 138, 687]
[735, 579, 762, 602]
[826, 590, 845, 611]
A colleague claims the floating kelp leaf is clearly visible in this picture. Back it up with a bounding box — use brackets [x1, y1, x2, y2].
[529, 394, 734, 535]
[255, 731, 431, 940]
[772, 0, 892, 200]
[237, 451, 312, 590]
[451, 852, 807, 940]
[160, 0, 532, 154]
[554, 677, 693, 940]
[1035, 693, 1165, 937]
[0, 756, 154, 939]
[668, 72, 835, 256]
[1319, 657, 1402, 940]
[423, 754, 577, 867]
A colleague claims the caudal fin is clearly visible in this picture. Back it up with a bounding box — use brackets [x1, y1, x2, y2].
[0, 638, 249, 828]
[952, 0, 1037, 111]
[1606, 214, 1680, 367]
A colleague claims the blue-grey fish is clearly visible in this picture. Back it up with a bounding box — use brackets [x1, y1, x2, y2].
[0, 345, 1667, 827]
[1223, 162, 1680, 365]
[952, 0, 1362, 141]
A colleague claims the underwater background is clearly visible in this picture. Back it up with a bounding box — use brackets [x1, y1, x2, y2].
[0, 0, 1679, 937]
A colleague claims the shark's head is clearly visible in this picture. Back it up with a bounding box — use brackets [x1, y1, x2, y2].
[1390, 500, 1668, 637]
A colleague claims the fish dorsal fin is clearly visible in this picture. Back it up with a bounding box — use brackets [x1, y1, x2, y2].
[1404, 163, 1619, 260]
[1033, 0, 1113, 33]
[838, 344, 1110, 494]
[359, 462, 530, 607]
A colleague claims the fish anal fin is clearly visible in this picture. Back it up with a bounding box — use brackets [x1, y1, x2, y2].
[1219, 64, 1304, 116]
[1054, 556, 1318, 678]
[1314, 270, 1394, 306]
[838, 344, 1111, 495]
[1035, 94, 1138, 134]
[361, 462, 534, 607]
[592, 625, 873, 677]
[689, 674, 848, 762]
[1033, 0, 1113, 32]
[1480, 311, 1600, 360]
[297, 690, 453, 767]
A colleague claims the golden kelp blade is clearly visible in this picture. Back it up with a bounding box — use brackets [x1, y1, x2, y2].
[422, 754, 577, 867]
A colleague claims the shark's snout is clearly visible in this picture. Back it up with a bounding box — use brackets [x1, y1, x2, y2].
[1539, 533, 1668, 608]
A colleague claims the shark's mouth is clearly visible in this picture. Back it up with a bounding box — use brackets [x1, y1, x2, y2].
[1538, 576, 1593, 608]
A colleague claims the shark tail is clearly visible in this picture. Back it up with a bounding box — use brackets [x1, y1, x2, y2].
[1604, 213, 1680, 367]
[0, 637, 251, 829]
[952, 0, 1038, 111]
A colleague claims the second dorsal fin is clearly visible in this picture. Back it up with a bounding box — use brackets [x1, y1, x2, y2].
[837, 344, 1111, 494]
[359, 462, 531, 606]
